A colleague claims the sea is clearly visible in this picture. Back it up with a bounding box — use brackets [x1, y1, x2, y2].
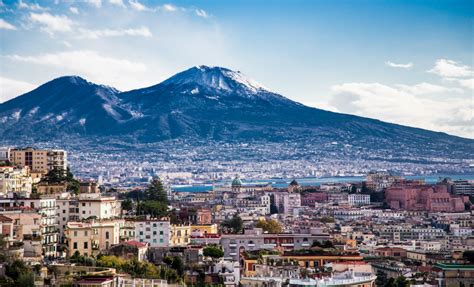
[171, 173, 474, 193]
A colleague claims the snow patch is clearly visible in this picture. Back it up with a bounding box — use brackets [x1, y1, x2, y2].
[12, 110, 21, 120]
[28, 107, 39, 116]
[102, 104, 121, 120]
[79, 118, 86, 126]
[40, 113, 53, 121]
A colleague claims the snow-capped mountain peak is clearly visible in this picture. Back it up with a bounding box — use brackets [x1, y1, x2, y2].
[161, 65, 271, 94]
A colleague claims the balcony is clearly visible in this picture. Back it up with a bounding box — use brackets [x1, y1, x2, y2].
[281, 243, 294, 247]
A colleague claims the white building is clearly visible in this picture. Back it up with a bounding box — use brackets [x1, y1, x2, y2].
[0, 166, 32, 197]
[348, 194, 371, 206]
[134, 218, 171, 247]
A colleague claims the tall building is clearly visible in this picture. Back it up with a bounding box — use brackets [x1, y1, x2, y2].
[10, 147, 67, 175]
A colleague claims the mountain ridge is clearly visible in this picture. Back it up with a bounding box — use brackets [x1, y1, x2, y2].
[0, 66, 472, 158]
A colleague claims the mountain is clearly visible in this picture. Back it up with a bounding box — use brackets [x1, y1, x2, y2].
[0, 66, 472, 157]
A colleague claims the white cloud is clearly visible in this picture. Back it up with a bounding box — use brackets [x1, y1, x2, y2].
[69, 7, 79, 14]
[329, 82, 473, 138]
[0, 76, 36, 103]
[396, 82, 463, 95]
[385, 61, 413, 69]
[128, 0, 149, 11]
[162, 4, 177, 12]
[195, 9, 208, 18]
[428, 59, 473, 78]
[29, 12, 74, 34]
[84, 0, 102, 8]
[0, 18, 16, 30]
[77, 26, 152, 39]
[444, 77, 474, 90]
[108, 0, 125, 8]
[6, 50, 148, 91]
[17, 0, 48, 11]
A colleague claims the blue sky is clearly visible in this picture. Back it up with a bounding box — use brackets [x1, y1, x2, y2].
[0, 0, 473, 137]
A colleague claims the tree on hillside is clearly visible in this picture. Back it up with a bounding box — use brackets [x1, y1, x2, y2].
[256, 219, 283, 233]
[221, 214, 243, 234]
[203, 246, 224, 259]
[121, 199, 134, 212]
[145, 177, 168, 203]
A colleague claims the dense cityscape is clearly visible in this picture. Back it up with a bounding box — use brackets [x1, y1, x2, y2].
[0, 1, 473, 287]
[0, 146, 472, 287]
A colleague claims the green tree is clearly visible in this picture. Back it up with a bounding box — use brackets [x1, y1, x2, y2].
[5, 260, 29, 281]
[145, 178, 168, 203]
[256, 219, 283, 233]
[221, 214, 243, 234]
[170, 257, 184, 276]
[16, 273, 34, 287]
[121, 199, 134, 212]
[141, 200, 168, 217]
[375, 270, 387, 287]
[395, 276, 409, 287]
[203, 246, 224, 259]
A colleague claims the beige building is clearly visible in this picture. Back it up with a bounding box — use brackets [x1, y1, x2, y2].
[65, 219, 123, 257]
[0, 166, 32, 197]
[10, 147, 67, 175]
[170, 224, 191, 246]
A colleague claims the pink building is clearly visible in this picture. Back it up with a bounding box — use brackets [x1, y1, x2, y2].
[385, 184, 466, 212]
[301, 192, 328, 207]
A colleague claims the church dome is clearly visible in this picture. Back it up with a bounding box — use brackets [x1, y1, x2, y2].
[232, 176, 242, 187]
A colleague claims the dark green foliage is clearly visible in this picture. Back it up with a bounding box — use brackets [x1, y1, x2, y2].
[138, 178, 169, 217]
[121, 199, 133, 211]
[203, 246, 224, 259]
[311, 240, 334, 248]
[463, 250, 474, 263]
[145, 178, 168, 203]
[221, 214, 243, 234]
[43, 166, 80, 194]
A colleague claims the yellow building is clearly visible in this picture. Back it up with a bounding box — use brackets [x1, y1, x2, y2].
[10, 147, 67, 175]
[282, 253, 363, 269]
[65, 220, 122, 257]
[191, 224, 218, 235]
[37, 182, 68, 195]
[170, 224, 191, 246]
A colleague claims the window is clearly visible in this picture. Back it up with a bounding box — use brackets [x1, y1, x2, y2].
[82, 203, 86, 207]
[74, 231, 78, 236]
[106, 231, 110, 239]
[84, 231, 88, 236]
[160, 231, 164, 235]
[84, 242, 88, 249]
[73, 242, 77, 249]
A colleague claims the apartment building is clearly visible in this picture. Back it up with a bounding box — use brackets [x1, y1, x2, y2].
[134, 218, 171, 247]
[0, 166, 32, 197]
[170, 224, 191, 246]
[65, 219, 122, 257]
[10, 147, 67, 175]
[221, 228, 330, 260]
[348, 194, 371, 206]
[17, 196, 59, 257]
[56, 193, 121, 239]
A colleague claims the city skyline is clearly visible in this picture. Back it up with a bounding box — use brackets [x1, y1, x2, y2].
[1, 0, 473, 138]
